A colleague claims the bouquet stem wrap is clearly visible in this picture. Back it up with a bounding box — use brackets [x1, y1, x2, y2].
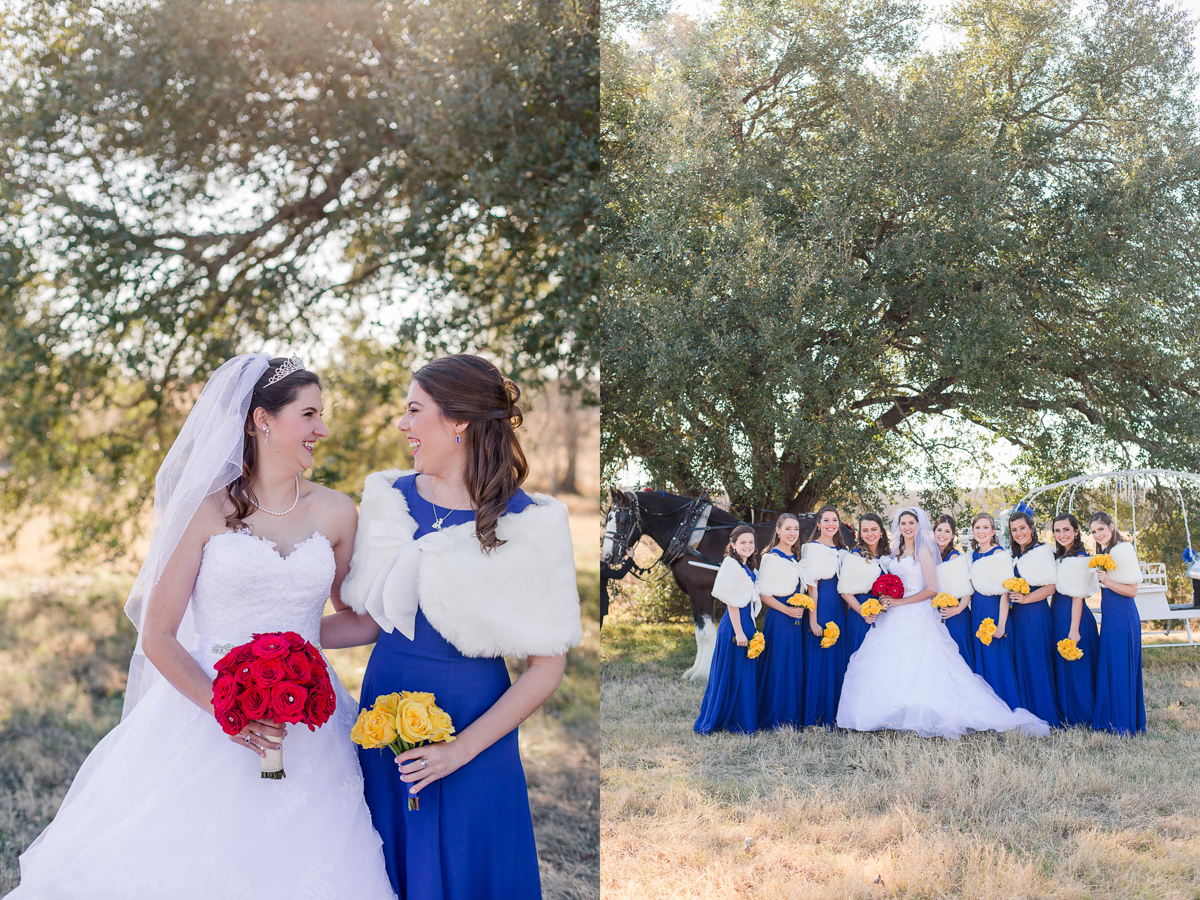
[260, 744, 285, 780]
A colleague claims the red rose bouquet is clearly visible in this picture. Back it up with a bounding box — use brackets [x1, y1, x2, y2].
[211, 632, 337, 779]
[872, 573, 904, 600]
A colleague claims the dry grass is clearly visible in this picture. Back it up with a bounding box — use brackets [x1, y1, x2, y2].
[0, 501, 600, 898]
[601, 608, 1200, 899]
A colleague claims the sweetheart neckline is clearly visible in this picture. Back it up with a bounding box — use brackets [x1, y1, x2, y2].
[206, 529, 331, 562]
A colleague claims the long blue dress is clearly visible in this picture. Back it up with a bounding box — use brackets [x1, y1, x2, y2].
[757, 548, 805, 730]
[970, 546, 1022, 710]
[1050, 551, 1100, 726]
[359, 474, 540, 899]
[1092, 582, 1146, 735]
[941, 550, 975, 670]
[842, 548, 873, 659]
[695, 560, 760, 735]
[802, 545, 848, 729]
[1010, 549, 1063, 727]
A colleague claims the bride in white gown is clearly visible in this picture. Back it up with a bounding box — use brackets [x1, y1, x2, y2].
[6, 355, 395, 899]
[837, 507, 1050, 739]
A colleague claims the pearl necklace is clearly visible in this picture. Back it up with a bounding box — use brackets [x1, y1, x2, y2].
[254, 474, 301, 516]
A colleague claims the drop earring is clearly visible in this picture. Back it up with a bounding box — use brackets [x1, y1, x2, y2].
[263, 426, 270, 444]
[456, 435, 460, 444]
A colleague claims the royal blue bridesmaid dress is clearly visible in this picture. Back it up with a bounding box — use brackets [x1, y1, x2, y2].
[970, 546, 1023, 710]
[841, 548, 873, 659]
[358, 474, 541, 899]
[941, 549, 975, 670]
[1092, 582, 1146, 735]
[695, 561, 760, 734]
[802, 545, 848, 729]
[757, 548, 806, 730]
[1050, 551, 1100, 726]
[1010, 551, 1063, 727]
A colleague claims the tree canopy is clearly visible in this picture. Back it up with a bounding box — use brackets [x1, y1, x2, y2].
[0, 0, 598, 555]
[602, 0, 1200, 515]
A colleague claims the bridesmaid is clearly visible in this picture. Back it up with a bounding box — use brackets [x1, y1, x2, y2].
[801, 506, 849, 729]
[968, 513, 1023, 709]
[1088, 512, 1146, 735]
[336, 355, 582, 899]
[839, 513, 888, 658]
[695, 525, 762, 734]
[933, 515, 975, 668]
[757, 514, 813, 730]
[1007, 512, 1063, 728]
[1050, 514, 1100, 726]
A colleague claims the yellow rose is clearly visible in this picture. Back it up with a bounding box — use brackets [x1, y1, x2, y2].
[931, 593, 957, 609]
[746, 631, 765, 659]
[1057, 638, 1083, 661]
[860, 599, 883, 617]
[352, 707, 398, 748]
[396, 696, 434, 745]
[374, 692, 403, 720]
[427, 705, 457, 743]
[787, 592, 814, 610]
[402, 691, 437, 707]
[1089, 554, 1115, 571]
[976, 617, 997, 646]
[820, 622, 840, 649]
[1002, 577, 1030, 595]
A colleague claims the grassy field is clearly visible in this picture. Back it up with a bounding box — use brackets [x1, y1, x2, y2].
[601, 606, 1200, 899]
[0, 500, 599, 898]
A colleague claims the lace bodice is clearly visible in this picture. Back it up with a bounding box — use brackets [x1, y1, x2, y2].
[189, 531, 335, 649]
[892, 555, 927, 598]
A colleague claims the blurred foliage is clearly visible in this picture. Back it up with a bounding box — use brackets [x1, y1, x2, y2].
[601, 0, 1200, 513]
[0, 0, 598, 556]
[615, 570, 696, 625]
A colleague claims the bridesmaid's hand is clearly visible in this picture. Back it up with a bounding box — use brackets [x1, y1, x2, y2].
[230, 719, 287, 758]
[993, 626, 1006, 640]
[396, 740, 470, 794]
[733, 632, 748, 647]
[863, 614, 878, 625]
[1069, 628, 1081, 644]
[810, 621, 823, 637]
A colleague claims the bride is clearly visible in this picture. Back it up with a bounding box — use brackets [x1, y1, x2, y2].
[836, 507, 1050, 739]
[6, 354, 396, 899]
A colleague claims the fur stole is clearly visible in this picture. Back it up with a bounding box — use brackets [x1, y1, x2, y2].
[837, 552, 881, 596]
[970, 549, 1014, 596]
[757, 551, 807, 598]
[1106, 541, 1142, 587]
[1056, 555, 1099, 598]
[936, 553, 972, 599]
[1013, 543, 1057, 588]
[712, 557, 761, 617]
[342, 469, 582, 659]
[801, 542, 842, 582]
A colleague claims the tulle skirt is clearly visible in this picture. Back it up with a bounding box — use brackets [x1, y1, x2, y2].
[837, 600, 1050, 739]
[8, 648, 396, 900]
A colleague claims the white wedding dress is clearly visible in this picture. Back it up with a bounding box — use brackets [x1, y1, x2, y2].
[8, 531, 397, 900]
[836, 554, 1050, 738]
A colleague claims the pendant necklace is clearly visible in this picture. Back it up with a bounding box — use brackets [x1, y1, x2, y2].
[254, 474, 301, 516]
[430, 483, 471, 531]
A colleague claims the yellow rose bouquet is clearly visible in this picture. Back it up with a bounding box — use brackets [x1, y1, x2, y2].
[820, 622, 840, 649]
[975, 617, 997, 645]
[351, 691, 456, 810]
[747, 631, 765, 659]
[1089, 554, 1116, 571]
[931, 593, 958, 609]
[787, 592, 815, 610]
[1002, 577, 1030, 595]
[859, 598, 883, 618]
[1056, 638, 1084, 661]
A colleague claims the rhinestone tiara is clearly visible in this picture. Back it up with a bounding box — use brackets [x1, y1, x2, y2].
[263, 356, 305, 387]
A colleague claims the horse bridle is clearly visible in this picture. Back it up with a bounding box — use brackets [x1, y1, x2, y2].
[605, 491, 643, 563]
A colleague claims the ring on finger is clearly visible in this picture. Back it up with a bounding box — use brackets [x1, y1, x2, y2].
[420, 758, 428, 770]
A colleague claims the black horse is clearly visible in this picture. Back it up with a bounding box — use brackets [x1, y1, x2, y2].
[602, 488, 855, 681]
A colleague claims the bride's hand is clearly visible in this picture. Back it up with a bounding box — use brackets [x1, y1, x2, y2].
[230, 719, 287, 758]
[397, 740, 470, 794]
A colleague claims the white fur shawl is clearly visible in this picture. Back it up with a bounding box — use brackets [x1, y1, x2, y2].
[970, 549, 1014, 596]
[1106, 541, 1142, 587]
[837, 552, 881, 596]
[801, 542, 842, 582]
[757, 551, 810, 597]
[712, 556, 761, 617]
[936, 553, 972, 599]
[342, 469, 582, 659]
[1056, 555, 1099, 598]
[1013, 543, 1057, 588]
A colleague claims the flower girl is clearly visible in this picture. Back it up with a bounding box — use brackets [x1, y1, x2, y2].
[695, 526, 762, 735]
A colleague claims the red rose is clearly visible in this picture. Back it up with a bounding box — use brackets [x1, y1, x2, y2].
[212, 674, 238, 714]
[872, 574, 904, 600]
[218, 706, 248, 736]
[240, 684, 271, 720]
[250, 633, 291, 659]
[214, 648, 240, 673]
[231, 659, 256, 685]
[283, 653, 314, 684]
[303, 687, 335, 729]
[268, 682, 308, 723]
[304, 643, 327, 670]
[252, 657, 286, 687]
[280, 631, 305, 649]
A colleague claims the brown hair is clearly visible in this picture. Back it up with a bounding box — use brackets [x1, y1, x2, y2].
[725, 524, 759, 567]
[895, 509, 922, 557]
[856, 513, 890, 558]
[970, 512, 999, 552]
[762, 513, 801, 557]
[226, 358, 322, 529]
[1007, 510, 1042, 557]
[934, 514, 959, 561]
[814, 505, 848, 550]
[412, 354, 528, 552]
[1052, 513, 1088, 559]
[1087, 511, 1129, 553]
